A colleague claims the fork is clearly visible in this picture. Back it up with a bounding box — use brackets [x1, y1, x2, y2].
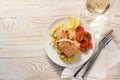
[73, 31, 113, 80]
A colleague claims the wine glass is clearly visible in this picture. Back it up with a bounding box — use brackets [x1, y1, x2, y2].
[80, 0, 116, 39]
[86, 0, 116, 15]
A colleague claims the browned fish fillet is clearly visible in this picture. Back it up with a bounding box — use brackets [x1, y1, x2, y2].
[56, 39, 80, 58]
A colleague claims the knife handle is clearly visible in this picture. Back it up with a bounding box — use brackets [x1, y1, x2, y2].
[82, 49, 101, 78]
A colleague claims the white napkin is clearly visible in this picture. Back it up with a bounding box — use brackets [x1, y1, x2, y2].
[61, 15, 120, 80]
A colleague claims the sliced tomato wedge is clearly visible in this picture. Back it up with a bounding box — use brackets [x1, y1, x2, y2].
[84, 31, 92, 40]
[75, 26, 85, 42]
[75, 32, 85, 42]
[76, 26, 85, 33]
[79, 38, 89, 52]
[87, 40, 93, 49]
[80, 46, 88, 52]
[80, 38, 89, 47]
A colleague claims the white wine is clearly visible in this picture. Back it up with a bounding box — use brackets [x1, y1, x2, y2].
[86, 0, 110, 14]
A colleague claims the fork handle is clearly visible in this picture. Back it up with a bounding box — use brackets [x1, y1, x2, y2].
[82, 49, 101, 78]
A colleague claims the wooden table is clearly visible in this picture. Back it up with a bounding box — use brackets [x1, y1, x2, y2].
[0, 0, 119, 80]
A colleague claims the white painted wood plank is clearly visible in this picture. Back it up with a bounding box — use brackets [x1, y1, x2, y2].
[0, 57, 63, 80]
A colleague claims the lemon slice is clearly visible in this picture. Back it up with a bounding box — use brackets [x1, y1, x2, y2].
[68, 16, 75, 29]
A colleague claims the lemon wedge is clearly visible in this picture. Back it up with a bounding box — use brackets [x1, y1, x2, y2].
[68, 16, 75, 29]
[68, 16, 81, 29]
[74, 17, 81, 28]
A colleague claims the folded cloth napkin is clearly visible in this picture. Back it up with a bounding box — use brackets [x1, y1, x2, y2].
[61, 15, 120, 80]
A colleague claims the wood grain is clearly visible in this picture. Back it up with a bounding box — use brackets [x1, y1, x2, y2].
[0, 57, 63, 80]
[0, 0, 119, 80]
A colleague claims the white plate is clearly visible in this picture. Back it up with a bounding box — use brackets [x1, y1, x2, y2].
[44, 17, 95, 67]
